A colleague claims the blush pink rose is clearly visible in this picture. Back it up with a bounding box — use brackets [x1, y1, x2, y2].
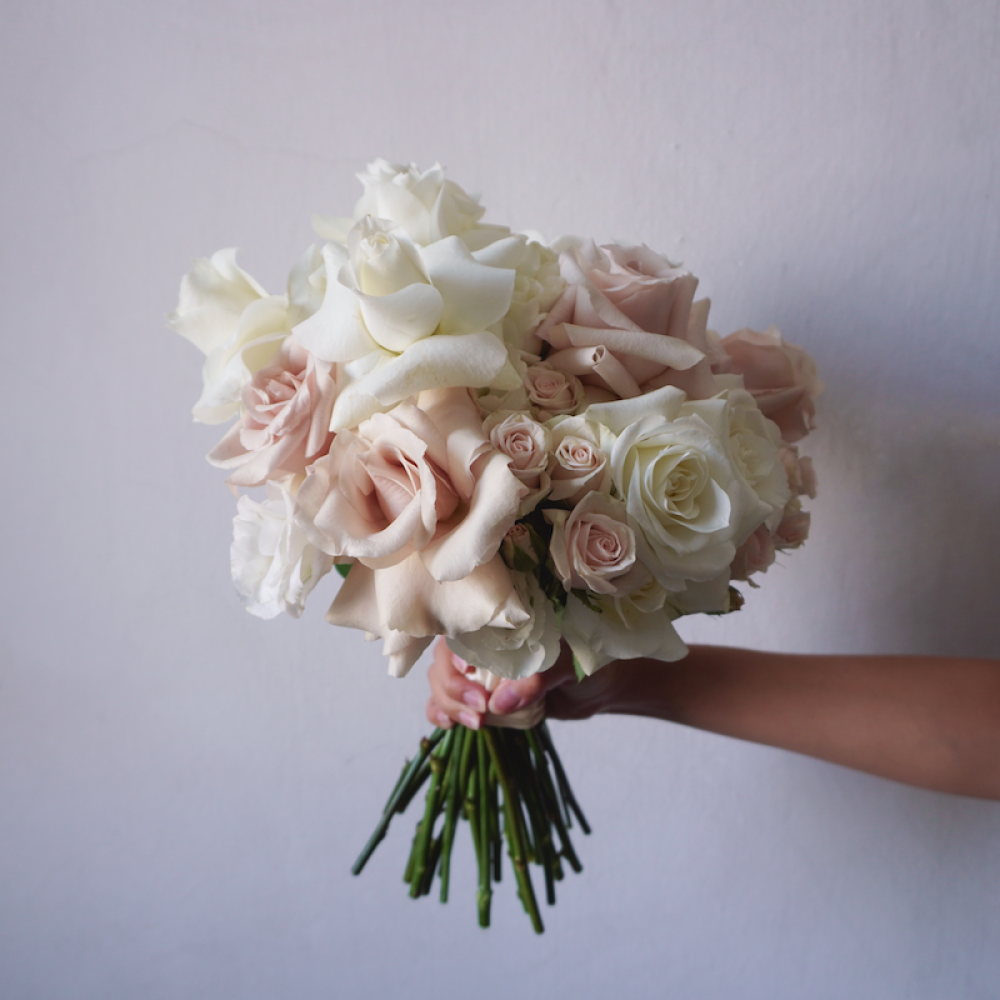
[533, 240, 717, 403]
[545, 493, 651, 597]
[483, 410, 551, 512]
[522, 363, 584, 419]
[774, 500, 811, 550]
[730, 524, 777, 581]
[294, 387, 524, 583]
[546, 415, 612, 504]
[207, 337, 337, 487]
[720, 327, 823, 443]
[779, 444, 818, 499]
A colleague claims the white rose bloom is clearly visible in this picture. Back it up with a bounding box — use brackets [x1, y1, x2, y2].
[502, 240, 566, 348]
[294, 218, 523, 431]
[447, 573, 562, 680]
[170, 247, 324, 425]
[713, 375, 791, 532]
[586, 386, 751, 588]
[314, 159, 511, 251]
[231, 480, 334, 619]
[563, 581, 688, 676]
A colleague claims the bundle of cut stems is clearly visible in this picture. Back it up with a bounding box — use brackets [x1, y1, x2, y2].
[353, 721, 589, 933]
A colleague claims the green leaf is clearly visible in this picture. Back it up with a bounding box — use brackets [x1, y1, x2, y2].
[335, 563, 352, 579]
[572, 655, 587, 683]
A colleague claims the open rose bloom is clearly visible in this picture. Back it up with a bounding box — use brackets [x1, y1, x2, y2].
[170, 159, 821, 929]
[170, 157, 820, 682]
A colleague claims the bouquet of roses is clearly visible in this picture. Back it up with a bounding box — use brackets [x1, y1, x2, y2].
[170, 159, 821, 932]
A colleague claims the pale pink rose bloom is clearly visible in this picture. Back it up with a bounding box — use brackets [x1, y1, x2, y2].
[207, 337, 336, 487]
[730, 524, 777, 582]
[295, 387, 524, 581]
[779, 444, 818, 499]
[293, 388, 531, 675]
[545, 493, 651, 597]
[501, 523, 536, 567]
[326, 552, 527, 677]
[523, 363, 584, 419]
[547, 415, 612, 504]
[533, 240, 717, 403]
[774, 501, 811, 550]
[483, 411, 551, 513]
[720, 327, 823, 443]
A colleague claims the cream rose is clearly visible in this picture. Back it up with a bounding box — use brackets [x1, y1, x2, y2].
[446, 572, 561, 680]
[586, 387, 751, 588]
[230, 480, 334, 619]
[171, 247, 327, 424]
[534, 240, 717, 404]
[294, 218, 524, 431]
[562, 581, 688, 676]
[719, 327, 823, 443]
[314, 159, 511, 251]
[712, 376, 792, 533]
[207, 337, 337, 487]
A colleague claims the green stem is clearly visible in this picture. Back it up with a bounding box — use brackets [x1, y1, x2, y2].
[528, 727, 582, 874]
[540, 723, 591, 835]
[352, 728, 446, 876]
[409, 729, 454, 897]
[438, 727, 465, 903]
[483, 728, 544, 935]
[511, 731, 558, 905]
[476, 730, 492, 928]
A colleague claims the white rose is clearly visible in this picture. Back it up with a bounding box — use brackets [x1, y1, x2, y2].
[502, 240, 566, 348]
[713, 375, 791, 532]
[447, 572, 562, 680]
[314, 159, 511, 251]
[562, 581, 688, 676]
[230, 480, 334, 619]
[294, 219, 523, 431]
[586, 386, 751, 588]
[170, 248, 317, 425]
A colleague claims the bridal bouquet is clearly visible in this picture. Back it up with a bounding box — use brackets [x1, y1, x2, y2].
[170, 159, 821, 932]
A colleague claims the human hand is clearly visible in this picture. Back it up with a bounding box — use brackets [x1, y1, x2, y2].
[424, 637, 620, 730]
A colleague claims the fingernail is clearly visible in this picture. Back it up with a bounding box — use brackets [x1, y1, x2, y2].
[436, 711, 452, 729]
[458, 710, 481, 730]
[462, 690, 487, 713]
[451, 653, 473, 675]
[490, 687, 522, 715]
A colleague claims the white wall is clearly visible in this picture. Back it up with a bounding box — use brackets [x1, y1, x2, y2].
[2, 1, 999, 997]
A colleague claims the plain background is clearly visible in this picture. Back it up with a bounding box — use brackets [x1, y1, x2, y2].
[2, 1, 999, 997]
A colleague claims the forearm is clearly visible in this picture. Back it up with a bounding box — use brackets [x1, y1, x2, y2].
[596, 645, 1000, 800]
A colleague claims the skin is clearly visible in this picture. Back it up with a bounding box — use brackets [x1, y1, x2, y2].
[426, 639, 1000, 801]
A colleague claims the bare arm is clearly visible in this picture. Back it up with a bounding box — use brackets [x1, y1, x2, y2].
[427, 641, 1000, 800]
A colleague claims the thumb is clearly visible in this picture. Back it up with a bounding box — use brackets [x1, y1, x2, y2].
[488, 655, 576, 716]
